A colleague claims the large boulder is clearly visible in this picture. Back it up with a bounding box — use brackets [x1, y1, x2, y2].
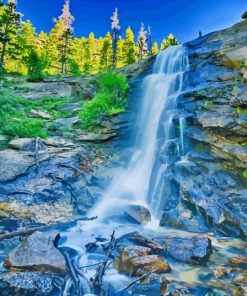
[5, 232, 67, 274]
[0, 272, 59, 296]
[0, 149, 35, 182]
[163, 236, 212, 264]
[115, 246, 171, 276]
[124, 205, 152, 225]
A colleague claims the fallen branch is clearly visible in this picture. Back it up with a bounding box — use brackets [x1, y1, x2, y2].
[0, 216, 98, 241]
[92, 231, 116, 295]
[118, 268, 159, 292]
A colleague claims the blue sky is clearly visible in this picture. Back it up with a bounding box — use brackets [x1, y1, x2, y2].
[16, 0, 247, 44]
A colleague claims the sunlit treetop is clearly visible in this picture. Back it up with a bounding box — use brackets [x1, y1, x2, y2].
[59, 0, 74, 30]
[111, 8, 120, 31]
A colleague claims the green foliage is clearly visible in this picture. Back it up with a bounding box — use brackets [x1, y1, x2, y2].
[0, 87, 72, 138]
[23, 48, 48, 82]
[79, 71, 128, 128]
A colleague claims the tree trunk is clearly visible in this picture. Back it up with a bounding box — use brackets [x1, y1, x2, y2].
[0, 40, 7, 70]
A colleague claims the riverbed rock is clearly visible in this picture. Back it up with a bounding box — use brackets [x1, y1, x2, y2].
[5, 231, 67, 274]
[0, 149, 35, 182]
[124, 205, 152, 224]
[115, 246, 171, 276]
[163, 236, 212, 264]
[126, 233, 163, 253]
[0, 272, 59, 296]
[229, 256, 247, 269]
[57, 103, 81, 113]
[9, 138, 35, 151]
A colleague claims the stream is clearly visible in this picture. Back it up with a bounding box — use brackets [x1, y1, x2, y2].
[56, 46, 246, 295]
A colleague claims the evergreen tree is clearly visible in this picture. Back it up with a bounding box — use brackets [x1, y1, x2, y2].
[161, 38, 169, 50]
[123, 26, 136, 65]
[147, 25, 152, 55]
[167, 33, 179, 45]
[0, 0, 21, 70]
[137, 22, 148, 60]
[100, 32, 113, 70]
[110, 7, 120, 68]
[161, 34, 179, 50]
[23, 48, 47, 81]
[151, 42, 159, 55]
[58, 0, 75, 73]
[116, 36, 124, 68]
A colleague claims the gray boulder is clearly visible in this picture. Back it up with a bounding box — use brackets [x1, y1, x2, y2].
[163, 236, 212, 264]
[5, 231, 67, 274]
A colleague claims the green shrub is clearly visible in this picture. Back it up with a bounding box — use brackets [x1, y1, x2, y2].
[23, 49, 48, 82]
[0, 116, 47, 138]
[79, 71, 128, 128]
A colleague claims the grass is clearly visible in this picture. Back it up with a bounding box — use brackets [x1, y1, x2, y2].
[0, 88, 73, 139]
[79, 71, 128, 129]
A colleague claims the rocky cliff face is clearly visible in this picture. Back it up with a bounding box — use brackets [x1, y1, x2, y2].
[160, 20, 247, 239]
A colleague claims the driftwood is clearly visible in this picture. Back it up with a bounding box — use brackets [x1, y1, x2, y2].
[118, 268, 159, 292]
[92, 230, 116, 295]
[0, 216, 98, 241]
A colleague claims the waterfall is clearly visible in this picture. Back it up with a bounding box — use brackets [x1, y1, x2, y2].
[90, 45, 189, 220]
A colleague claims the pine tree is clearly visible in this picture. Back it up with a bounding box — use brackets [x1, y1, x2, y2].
[116, 36, 124, 68]
[58, 0, 75, 73]
[111, 7, 120, 68]
[147, 25, 152, 55]
[137, 23, 148, 60]
[0, 0, 21, 70]
[123, 26, 136, 65]
[161, 34, 179, 50]
[167, 33, 179, 45]
[151, 42, 159, 55]
[100, 32, 113, 70]
[161, 38, 169, 50]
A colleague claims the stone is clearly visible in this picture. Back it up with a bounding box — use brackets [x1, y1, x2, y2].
[127, 233, 163, 253]
[0, 272, 58, 296]
[31, 109, 52, 120]
[229, 256, 247, 269]
[74, 132, 117, 143]
[57, 103, 81, 113]
[55, 116, 81, 126]
[5, 231, 67, 274]
[0, 135, 7, 141]
[20, 82, 72, 99]
[124, 204, 152, 224]
[9, 138, 35, 151]
[0, 149, 35, 182]
[44, 136, 75, 148]
[163, 236, 212, 264]
[115, 246, 171, 276]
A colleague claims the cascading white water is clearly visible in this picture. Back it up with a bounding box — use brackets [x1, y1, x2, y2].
[90, 45, 189, 220]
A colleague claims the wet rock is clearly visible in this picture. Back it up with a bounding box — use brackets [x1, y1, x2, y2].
[115, 246, 171, 276]
[0, 272, 59, 296]
[31, 109, 52, 120]
[163, 236, 212, 264]
[127, 233, 163, 253]
[85, 242, 100, 253]
[229, 256, 247, 269]
[124, 205, 151, 225]
[0, 149, 35, 182]
[5, 231, 67, 274]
